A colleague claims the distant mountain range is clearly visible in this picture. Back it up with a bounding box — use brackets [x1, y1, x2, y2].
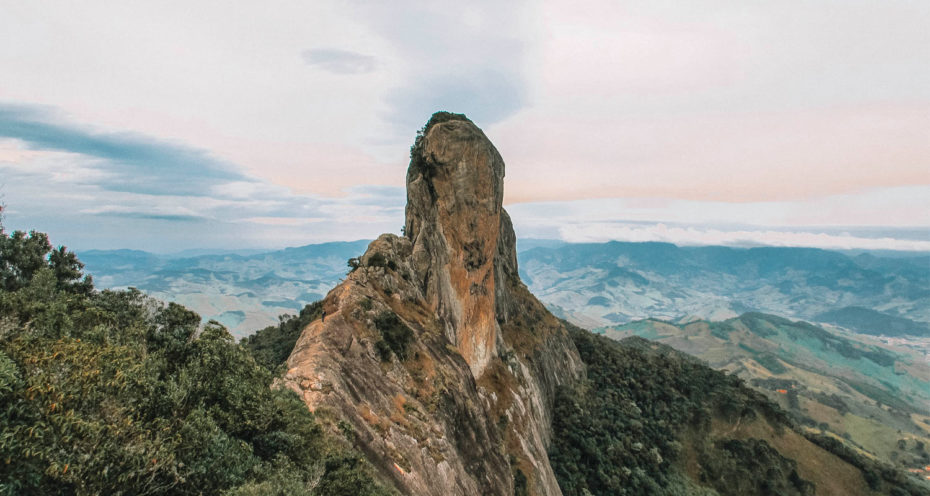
[79, 241, 370, 337]
[604, 313, 930, 471]
[78, 240, 930, 339]
[518, 241, 930, 333]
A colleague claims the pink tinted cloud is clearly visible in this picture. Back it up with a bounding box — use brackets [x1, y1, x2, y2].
[494, 103, 930, 204]
[558, 222, 930, 252]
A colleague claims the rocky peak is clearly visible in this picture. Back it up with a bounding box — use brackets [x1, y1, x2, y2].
[404, 112, 516, 377]
[282, 112, 583, 495]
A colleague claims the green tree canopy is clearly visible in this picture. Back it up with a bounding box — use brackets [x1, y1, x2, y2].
[0, 226, 391, 496]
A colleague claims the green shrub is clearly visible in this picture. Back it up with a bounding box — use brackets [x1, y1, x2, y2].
[366, 253, 397, 271]
[241, 301, 323, 373]
[373, 311, 414, 361]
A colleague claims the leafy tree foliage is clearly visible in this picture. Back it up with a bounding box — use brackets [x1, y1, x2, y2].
[0, 229, 92, 295]
[550, 325, 799, 496]
[698, 439, 813, 496]
[0, 227, 390, 495]
[241, 301, 323, 373]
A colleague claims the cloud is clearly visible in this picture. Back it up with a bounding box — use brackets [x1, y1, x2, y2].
[346, 1, 534, 132]
[80, 205, 209, 222]
[239, 216, 326, 226]
[302, 48, 377, 74]
[0, 104, 245, 196]
[0, 110, 406, 251]
[505, 186, 930, 229]
[555, 222, 930, 252]
[2, 0, 927, 208]
[506, 186, 930, 252]
[339, 185, 405, 207]
[386, 71, 526, 133]
[91, 211, 207, 222]
[2, 2, 927, 252]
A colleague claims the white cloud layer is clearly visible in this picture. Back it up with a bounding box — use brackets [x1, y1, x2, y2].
[555, 222, 930, 252]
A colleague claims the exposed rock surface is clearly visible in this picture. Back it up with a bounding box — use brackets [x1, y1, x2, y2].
[405, 115, 509, 377]
[281, 113, 584, 495]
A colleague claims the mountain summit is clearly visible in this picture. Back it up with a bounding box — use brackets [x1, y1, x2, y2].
[405, 112, 517, 376]
[282, 112, 584, 495]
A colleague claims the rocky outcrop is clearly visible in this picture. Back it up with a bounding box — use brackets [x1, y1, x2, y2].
[282, 112, 584, 495]
[405, 114, 508, 377]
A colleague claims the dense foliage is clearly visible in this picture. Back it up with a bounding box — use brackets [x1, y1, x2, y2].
[0, 227, 390, 495]
[552, 324, 927, 496]
[373, 311, 414, 362]
[240, 301, 323, 373]
[550, 325, 803, 496]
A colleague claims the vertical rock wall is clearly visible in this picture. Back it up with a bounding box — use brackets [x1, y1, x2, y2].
[405, 115, 505, 377]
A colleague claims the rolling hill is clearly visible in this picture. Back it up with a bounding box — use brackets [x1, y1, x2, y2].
[79, 241, 370, 337]
[518, 242, 930, 331]
[603, 313, 930, 473]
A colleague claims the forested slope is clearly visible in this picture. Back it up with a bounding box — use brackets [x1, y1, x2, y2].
[0, 227, 390, 495]
[550, 323, 928, 496]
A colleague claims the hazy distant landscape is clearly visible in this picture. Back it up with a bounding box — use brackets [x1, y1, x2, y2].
[78, 240, 930, 339]
[78, 241, 370, 336]
[519, 242, 930, 331]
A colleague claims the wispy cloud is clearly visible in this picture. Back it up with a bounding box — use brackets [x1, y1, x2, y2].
[0, 104, 243, 196]
[555, 222, 930, 252]
[302, 48, 377, 74]
[339, 185, 404, 207]
[0, 104, 405, 251]
[506, 187, 930, 252]
[348, 1, 533, 132]
[80, 205, 209, 222]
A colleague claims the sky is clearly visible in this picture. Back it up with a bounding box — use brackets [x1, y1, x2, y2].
[1, 0, 928, 253]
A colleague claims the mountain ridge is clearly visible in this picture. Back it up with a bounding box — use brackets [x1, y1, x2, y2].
[77, 240, 930, 338]
[520, 240, 930, 330]
[604, 312, 930, 472]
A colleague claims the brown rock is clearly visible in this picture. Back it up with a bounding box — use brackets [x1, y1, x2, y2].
[282, 112, 584, 495]
[405, 114, 506, 377]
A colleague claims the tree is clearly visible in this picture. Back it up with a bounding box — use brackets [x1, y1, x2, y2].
[0, 229, 92, 294]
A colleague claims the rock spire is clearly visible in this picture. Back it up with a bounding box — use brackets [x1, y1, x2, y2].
[404, 112, 517, 376]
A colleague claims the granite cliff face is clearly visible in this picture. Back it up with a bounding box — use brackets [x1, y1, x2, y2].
[281, 113, 584, 495]
[405, 114, 508, 377]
